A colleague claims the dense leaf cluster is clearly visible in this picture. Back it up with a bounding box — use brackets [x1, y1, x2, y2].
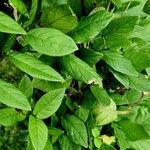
[0, 0, 150, 150]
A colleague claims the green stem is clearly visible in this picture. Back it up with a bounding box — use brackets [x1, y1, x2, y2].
[107, 0, 112, 11]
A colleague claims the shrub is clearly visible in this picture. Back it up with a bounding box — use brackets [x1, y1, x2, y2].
[0, 0, 150, 149]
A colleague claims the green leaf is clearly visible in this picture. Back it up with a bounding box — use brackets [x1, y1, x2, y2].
[124, 44, 150, 72]
[44, 140, 53, 150]
[9, 53, 64, 82]
[26, 137, 35, 150]
[117, 119, 150, 141]
[84, 0, 95, 14]
[93, 99, 118, 126]
[82, 90, 98, 109]
[102, 16, 138, 48]
[0, 79, 31, 110]
[61, 54, 102, 85]
[111, 89, 142, 106]
[27, 136, 53, 150]
[32, 77, 72, 92]
[41, 0, 51, 9]
[29, 116, 48, 150]
[65, 97, 75, 111]
[129, 75, 150, 92]
[0, 108, 26, 126]
[94, 137, 102, 149]
[112, 0, 122, 7]
[146, 66, 150, 76]
[82, 86, 114, 109]
[2, 34, 16, 52]
[143, 0, 150, 14]
[90, 85, 111, 106]
[75, 107, 89, 122]
[49, 127, 64, 143]
[62, 115, 88, 148]
[130, 105, 150, 124]
[33, 88, 65, 119]
[68, 0, 81, 16]
[112, 123, 128, 150]
[0, 11, 26, 34]
[131, 25, 150, 42]
[141, 95, 150, 108]
[110, 69, 130, 88]
[122, 0, 141, 2]
[23, 0, 38, 27]
[48, 127, 64, 136]
[125, 89, 142, 104]
[19, 75, 33, 99]
[69, 10, 114, 43]
[128, 139, 150, 150]
[79, 49, 103, 66]
[86, 113, 95, 150]
[9, 0, 28, 16]
[59, 135, 81, 150]
[124, 0, 147, 17]
[50, 114, 59, 127]
[23, 28, 78, 56]
[40, 5, 78, 33]
[103, 52, 138, 76]
[92, 127, 100, 138]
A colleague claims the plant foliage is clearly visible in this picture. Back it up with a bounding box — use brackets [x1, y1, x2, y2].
[0, 0, 150, 149]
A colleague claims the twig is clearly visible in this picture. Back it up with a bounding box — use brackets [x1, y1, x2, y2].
[123, 1, 131, 15]
[107, 0, 112, 11]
